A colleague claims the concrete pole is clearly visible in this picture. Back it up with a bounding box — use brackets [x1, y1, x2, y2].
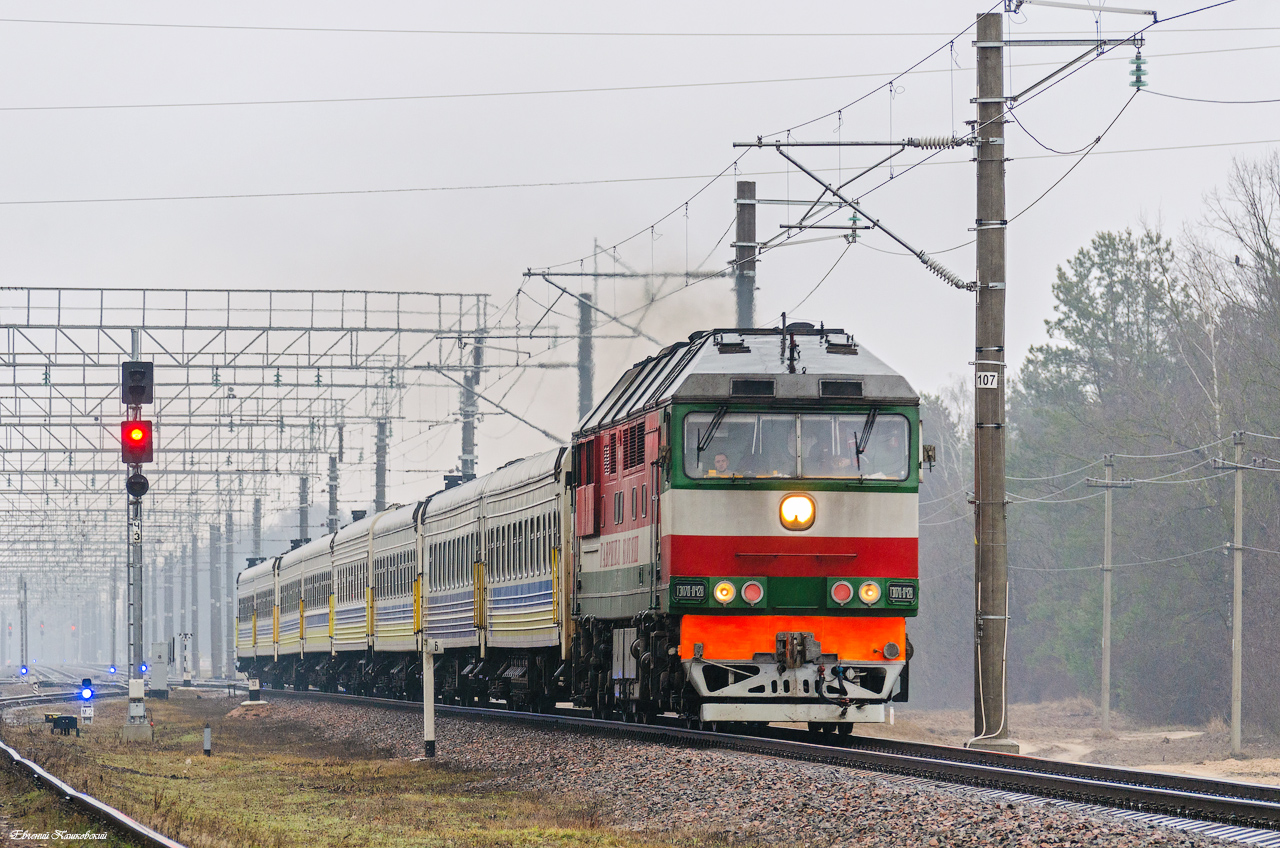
[423, 638, 436, 757]
[108, 564, 116, 671]
[190, 532, 200, 678]
[225, 510, 235, 678]
[1102, 457, 1113, 734]
[577, 294, 594, 423]
[209, 523, 223, 679]
[299, 476, 309, 542]
[164, 554, 174, 648]
[328, 455, 340, 533]
[460, 334, 484, 482]
[734, 181, 757, 329]
[375, 421, 388, 513]
[970, 12, 1015, 752]
[128, 489, 144, 677]
[253, 497, 263, 558]
[1232, 431, 1244, 755]
[19, 575, 27, 671]
[179, 543, 188, 679]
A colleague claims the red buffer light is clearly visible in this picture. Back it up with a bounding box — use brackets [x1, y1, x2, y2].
[121, 420, 154, 464]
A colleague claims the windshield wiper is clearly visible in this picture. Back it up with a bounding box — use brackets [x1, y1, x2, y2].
[854, 409, 879, 470]
[695, 406, 729, 463]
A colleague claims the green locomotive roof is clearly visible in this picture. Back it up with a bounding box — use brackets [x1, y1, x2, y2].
[576, 324, 918, 437]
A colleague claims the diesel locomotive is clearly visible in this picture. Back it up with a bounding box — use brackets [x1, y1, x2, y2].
[237, 323, 923, 729]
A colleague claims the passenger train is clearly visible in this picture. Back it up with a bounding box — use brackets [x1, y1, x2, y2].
[237, 324, 923, 729]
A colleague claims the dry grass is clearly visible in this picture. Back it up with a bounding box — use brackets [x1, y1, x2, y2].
[2, 697, 695, 848]
[0, 758, 143, 846]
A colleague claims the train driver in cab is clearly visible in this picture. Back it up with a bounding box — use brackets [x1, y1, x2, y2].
[708, 451, 734, 477]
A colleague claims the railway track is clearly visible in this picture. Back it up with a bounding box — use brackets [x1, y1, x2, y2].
[265, 687, 1280, 844]
[0, 675, 181, 848]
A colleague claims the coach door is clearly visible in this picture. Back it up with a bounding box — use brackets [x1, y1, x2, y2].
[472, 518, 488, 657]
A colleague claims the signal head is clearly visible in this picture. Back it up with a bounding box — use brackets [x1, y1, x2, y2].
[120, 420, 154, 464]
[125, 473, 150, 498]
[108, 666, 117, 675]
[19, 666, 28, 675]
[140, 663, 148, 673]
[120, 360, 154, 405]
[80, 687, 93, 700]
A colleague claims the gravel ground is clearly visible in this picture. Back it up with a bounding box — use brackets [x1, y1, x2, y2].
[257, 700, 1239, 847]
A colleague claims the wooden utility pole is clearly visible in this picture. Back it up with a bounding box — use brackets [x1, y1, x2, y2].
[970, 12, 1016, 753]
[1087, 456, 1132, 734]
[734, 181, 757, 328]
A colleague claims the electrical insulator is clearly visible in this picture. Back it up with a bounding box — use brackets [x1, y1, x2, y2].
[908, 136, 967, 150]
[1129, 54, 1148, 89]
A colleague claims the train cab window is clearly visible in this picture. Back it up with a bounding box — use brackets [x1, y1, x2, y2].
[684, 412, 796, 478]
[801, 413, 911, 480]
[683, 411, 911, 481]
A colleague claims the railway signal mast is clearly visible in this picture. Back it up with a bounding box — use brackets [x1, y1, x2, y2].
[121, 348, 155, 742]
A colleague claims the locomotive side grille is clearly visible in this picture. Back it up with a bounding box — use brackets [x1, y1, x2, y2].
[603, 433, 617, 475]
[621, 422, 645, 469]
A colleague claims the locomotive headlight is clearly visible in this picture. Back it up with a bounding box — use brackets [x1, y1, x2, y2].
[713, 580, 736, 605]
[858, 581, 881, 605]
[779, 493, 816, 531]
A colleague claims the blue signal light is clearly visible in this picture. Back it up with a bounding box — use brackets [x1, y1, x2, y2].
[19, 666, 28, 675]
[80, 687, 93, 700]
[108, 666, 117, 674]
[140, 663, 148, 673]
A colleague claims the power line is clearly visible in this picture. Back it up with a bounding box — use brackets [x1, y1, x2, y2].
[1012, 545, 1225, 572]
[0, 43, 1273, 113]
[787, 242, 852, 313]
[1008, 89, 1139, 224]
[1143, 90, 1280, 105]
[0, 17, 1267, 37]
[1007, 458, 1104, 481]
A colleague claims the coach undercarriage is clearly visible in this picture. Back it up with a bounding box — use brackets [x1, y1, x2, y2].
[238, 610, 907, 729]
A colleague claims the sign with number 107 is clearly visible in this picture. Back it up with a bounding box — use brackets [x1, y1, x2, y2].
[976, 372, 1000, 390]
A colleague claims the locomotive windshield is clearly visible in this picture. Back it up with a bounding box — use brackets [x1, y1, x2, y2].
[684, 411, 910, 481]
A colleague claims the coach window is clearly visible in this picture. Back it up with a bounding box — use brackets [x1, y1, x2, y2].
[518, 520, 526, 579]
[536, 516, 545, 574]
[527, 518, 535, 577]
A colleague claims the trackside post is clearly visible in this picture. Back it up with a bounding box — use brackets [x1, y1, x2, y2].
[424, 638, 441, 757]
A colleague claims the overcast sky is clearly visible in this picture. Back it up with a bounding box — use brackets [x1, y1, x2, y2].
[3, 0, 1278, 501]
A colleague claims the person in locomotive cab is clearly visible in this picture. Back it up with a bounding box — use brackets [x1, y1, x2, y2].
[707, 452, 735, 477]
[863, 429, 909, 480]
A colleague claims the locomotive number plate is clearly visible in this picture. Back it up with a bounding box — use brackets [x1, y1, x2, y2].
[886, 582, 917, 605]
[671, 579, 707, 604]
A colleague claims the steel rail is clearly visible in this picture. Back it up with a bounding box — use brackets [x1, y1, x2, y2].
[263, 688, 1280, 830]
[0, 691, 182, 847]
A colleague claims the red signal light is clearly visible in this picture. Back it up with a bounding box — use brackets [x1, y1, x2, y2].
[121, 420, 154, 464]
